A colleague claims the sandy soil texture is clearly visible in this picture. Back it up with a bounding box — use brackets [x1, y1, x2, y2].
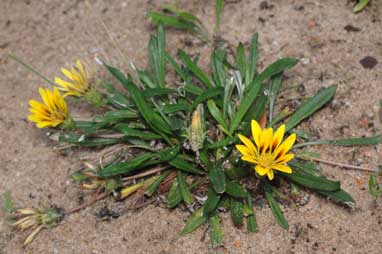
[1, 0, 382, 253]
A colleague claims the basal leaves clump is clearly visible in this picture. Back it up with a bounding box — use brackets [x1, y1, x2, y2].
[5, 2, 381, 248]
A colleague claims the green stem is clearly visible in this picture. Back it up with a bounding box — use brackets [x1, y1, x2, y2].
[8, 54, 56, 87]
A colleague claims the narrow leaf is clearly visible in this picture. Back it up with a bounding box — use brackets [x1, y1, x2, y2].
[209, 213, 223, 247]
[279, 171, 340, 192]
[179, 50, 214, 88]
[145, 171, 171, 197]
[105, 64, 172, 135]
[285, 85, 337, 132]
[204, 186, 221, 215]
[317, 189, 356, 208]
[369, 175, 382, 198]
[207, 99, 228, 132]
[225, 181, 248, 198]
[230, 199, 244, 226]
[170, 156, 205, 175]
[2, 191, 14, 213]
[265, 190, 289, 229]
[209, 163, 226, 193]
[177, 172, 194, 205]
[180, 208, 207, 235]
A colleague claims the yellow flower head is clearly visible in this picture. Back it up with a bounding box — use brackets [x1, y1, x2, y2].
[55, 60, 90, 97]
[28, 87, 69, 128]
[236, 120, 296, 180]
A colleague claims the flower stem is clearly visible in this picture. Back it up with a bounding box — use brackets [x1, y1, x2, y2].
[8, 54, 56, 87]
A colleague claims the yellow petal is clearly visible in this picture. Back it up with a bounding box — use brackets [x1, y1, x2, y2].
[61, 67, 74, 81]
[242, 155, 258, 164]
[260, 128, 273, 153]
[255, 165, 268, 176]
[251, 120, 262, 148]
[273, 133, 296, 159]
[76, 59, 88, 81]
[272, 124, 285, 151]
[267, 170, 274, 180]
[236, 144, 253, 157]
[272, 164, 292, 174]
[275, 153, 294, 164]
[238, 134, 257, 155]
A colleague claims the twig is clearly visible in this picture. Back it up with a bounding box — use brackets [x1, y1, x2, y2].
[66, 191, 107, 215]
[299, 156, 379, 172]
[122, 166, 169, 182]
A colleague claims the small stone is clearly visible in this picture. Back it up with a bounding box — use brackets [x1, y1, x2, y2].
[360, 56, 378, 69]
[344, 24, 361, 32]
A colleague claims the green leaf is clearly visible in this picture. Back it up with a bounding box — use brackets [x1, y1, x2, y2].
[75, 121, 109, 134]
[184, 84, 203, 95]
[225, 167, 249, 180]
[168, 179, 204, 208]
[268, 73, 283, 123]
[142, 88, 176, 97]
[180, 208, 207, 235]
[2, 191, 13, 213]
[162, 102, 190, 114]
[105, 64, 172, 135]
[148, 25, 166, 88]
[229, 78, 261, 134]
[354, 0, 370, 13]
[99, 147, 180, 177]
[288, 160, 321, 175]
[230, 199, 244, 226]
[215, 0, 224, 33]
[279, 171, 340, 192]
[207, 99, 229, 134]
[245, 33, 259, 86]
[191, 87, 223, 109]
[329, 136, 382, 146]
[369, 175, 382, 198]
[256, 58, 298, 85]
[208, 136, 238, 149]
[209, 213, 223, 247]
[169, 156, 205, 175]
[114, 124, 162, 140]
[138, 70, 156, 88]
[243, 86, 268, 124]
[285, 85, 337, 132]
[148, 12, 199, 34]
[161, 4, 203, 25]
[225, 181, 248, 198]
[246, 197, 258, 233]
[210, 50, 226, 87]
[59, 134, 121, 147]
[145, 171, 171, 197]
[236, 42, 247, 79]
[166, 53, 187, 81]
[95, 110, 139, 122]
[179, 50, 214, 88]
[265, 190, 289, 229]
[177, 172, 194, 205]
[209, 163, 226, 193]
[317, 189, 356, 208]
[204, 186, 221, 215]
[167, 178, 182, 208]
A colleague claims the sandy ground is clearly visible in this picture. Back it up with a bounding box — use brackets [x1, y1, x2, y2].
[1, 0, 382, 253]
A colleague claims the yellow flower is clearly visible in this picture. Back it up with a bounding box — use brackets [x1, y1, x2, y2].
[55, 60, 90, 97]
[236, 120, 296, 180]
[28, 87, 70, 128]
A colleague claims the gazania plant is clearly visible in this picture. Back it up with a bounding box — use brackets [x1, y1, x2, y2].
[4, 1, 382, 249]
